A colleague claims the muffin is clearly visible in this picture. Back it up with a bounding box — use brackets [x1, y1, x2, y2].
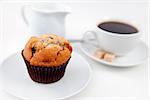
[22, 34, 72, 84]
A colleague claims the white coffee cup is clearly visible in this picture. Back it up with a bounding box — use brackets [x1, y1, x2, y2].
[83, 19, 141, 56]
[21, 4, 71, 37]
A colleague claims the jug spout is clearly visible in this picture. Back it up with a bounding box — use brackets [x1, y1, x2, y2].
[55, 3, 71, 14]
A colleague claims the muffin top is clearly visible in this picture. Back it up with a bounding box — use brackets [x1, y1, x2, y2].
[23, 34, 72, 67]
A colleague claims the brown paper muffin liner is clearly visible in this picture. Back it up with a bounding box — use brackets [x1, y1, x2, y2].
[21, 51, 70, 84]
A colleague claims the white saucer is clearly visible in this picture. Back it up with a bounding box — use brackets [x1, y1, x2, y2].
[0, 51, 92, 100]
[80, 41, 148, 67]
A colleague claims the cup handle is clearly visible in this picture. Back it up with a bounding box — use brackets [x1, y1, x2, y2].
[21, 5, 29, 26]
[82, 30, 99, 46]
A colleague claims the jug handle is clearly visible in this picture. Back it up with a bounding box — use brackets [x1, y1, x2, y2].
[21, 5, 29, 26]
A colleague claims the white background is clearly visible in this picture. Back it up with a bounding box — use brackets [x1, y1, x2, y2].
[0, 1, 149, 100]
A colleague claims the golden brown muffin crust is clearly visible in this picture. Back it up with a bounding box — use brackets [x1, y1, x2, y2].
[23, 34, 72, 67]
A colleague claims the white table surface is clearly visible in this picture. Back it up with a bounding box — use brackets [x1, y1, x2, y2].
[0, 1, 149, 100]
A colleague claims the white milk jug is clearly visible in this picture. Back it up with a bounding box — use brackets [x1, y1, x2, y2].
[21, 4, 71, 37]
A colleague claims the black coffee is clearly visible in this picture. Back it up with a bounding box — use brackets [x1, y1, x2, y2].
[98, 21, 138, 34]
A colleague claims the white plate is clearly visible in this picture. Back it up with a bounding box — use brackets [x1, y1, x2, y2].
[80, 41, 148, 67]
[0, 51, 92, 100]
